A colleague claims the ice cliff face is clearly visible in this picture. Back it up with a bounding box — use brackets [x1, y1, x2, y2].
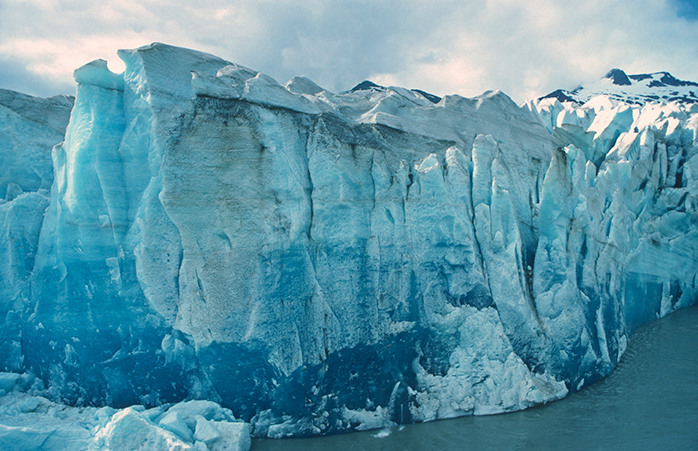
[0, 89, 73, 370]
[1, 43, 697, 437]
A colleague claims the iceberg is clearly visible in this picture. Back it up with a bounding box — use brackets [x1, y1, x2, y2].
[0, 43, 696, 442]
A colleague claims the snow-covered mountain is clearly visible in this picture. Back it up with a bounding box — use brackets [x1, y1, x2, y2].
[1, 43, 697, 448]
[542, 68, 698, 105]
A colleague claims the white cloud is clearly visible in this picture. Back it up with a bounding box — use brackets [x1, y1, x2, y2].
[1, 0, 697, 102]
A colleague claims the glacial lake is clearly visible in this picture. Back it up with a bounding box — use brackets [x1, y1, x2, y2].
[253, 304, 698, 450]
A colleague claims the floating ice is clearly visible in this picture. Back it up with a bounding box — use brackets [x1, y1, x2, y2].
[0, 372, 250, 450]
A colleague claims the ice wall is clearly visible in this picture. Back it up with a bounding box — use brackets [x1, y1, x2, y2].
[1, 43, 697, 437]
[0, 89, 73, 372]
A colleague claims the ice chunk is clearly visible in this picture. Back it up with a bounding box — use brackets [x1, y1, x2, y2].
[158, 411, 194, 442]
[73, 59, 124, 91]
[0, 373, 19, 393]
[93, 408, 191, 450]
[0, 389, 251, 451]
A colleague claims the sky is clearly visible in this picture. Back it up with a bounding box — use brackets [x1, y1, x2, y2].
[1, 0, 697, 103]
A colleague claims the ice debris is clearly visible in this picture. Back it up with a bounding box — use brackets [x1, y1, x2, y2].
[0, 372, 251, 450]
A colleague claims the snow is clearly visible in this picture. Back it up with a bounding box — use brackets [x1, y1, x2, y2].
[541, 68, 698, 106]
[0, 42, 697, 443]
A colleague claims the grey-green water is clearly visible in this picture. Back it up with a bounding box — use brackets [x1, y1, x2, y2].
[253, 305, 698, 450]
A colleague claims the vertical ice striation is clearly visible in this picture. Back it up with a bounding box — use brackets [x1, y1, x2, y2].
[0, 89, 73, 372]
[1, 43, 697, 437]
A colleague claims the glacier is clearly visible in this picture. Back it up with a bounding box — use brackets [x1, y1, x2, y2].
[1, 42, 697, 445]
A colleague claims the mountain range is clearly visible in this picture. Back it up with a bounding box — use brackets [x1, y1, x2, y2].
[541, 68, 698, 105]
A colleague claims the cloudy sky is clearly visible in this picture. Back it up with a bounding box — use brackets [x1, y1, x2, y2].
[1, 0, 697, 103]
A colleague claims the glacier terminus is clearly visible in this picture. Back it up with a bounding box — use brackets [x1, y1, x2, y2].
[1, 43, 697, 447]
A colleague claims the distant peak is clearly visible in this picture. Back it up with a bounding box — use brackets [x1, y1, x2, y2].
[348, 81, 441, 104]
[658, 72, 698, 87]
[539, 89, 580, 104]
[350, 80, 386, 93]
[604, 69, 632, 86]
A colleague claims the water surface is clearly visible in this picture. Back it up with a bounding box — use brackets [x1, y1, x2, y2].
[253, 305, 698, 450]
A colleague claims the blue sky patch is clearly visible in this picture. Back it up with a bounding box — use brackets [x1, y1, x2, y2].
[674, 0, 698, 19]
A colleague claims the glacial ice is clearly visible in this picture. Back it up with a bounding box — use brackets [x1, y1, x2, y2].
[0, 373, 250, 450]
[0, 42, 696, 443]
